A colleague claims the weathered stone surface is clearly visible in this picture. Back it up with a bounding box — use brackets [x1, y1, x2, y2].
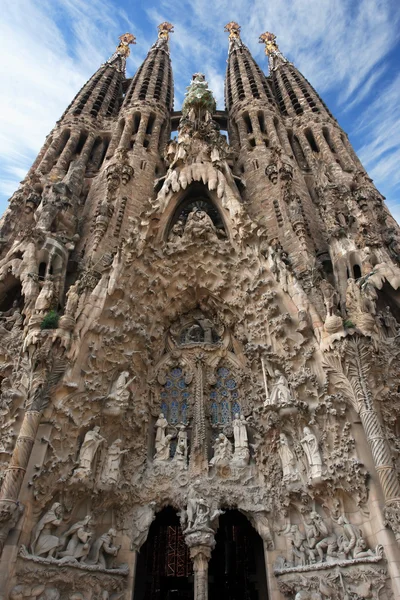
[0, 20, 399, 600]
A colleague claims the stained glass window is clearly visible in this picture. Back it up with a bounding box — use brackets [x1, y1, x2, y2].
[209, 366, 241, 424]
[160, 367, 190, 425]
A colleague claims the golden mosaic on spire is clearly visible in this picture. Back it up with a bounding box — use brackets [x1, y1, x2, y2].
[224, 22, 241, 40]
[158, 22, 174, 40]
[259, 31, 279, 55]
[116, 33, 136, 58]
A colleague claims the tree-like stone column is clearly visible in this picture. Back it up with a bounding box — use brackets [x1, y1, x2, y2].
[185, 531, 215, 600]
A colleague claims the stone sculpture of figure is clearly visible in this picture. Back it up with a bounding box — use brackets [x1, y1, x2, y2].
[381, 306, 398, 337]
[278, 434, 299, 481]
[131, 502, 157, 551]
[336, 515, 372, 559]
[34, 277, 54, 314]
[86, 528, 120, 568]
[270, 371, 292, 406]
[30, 502, 63, 558]
[154, 433, 172, 462]
[174, 425, 188, 468]
[100, 439, 129, 485]
[58, 515, 92, 562]
[74, 426, 105, 478]
[106, 371, 131, 411]
[183, 487, 211, 532]
[183, 209, 218, 243]
[155, 413, 168, 455]
[301, 427, 323, 480]
[303, 511, 329, 563]
[320, 280, 339, 318]
[232, 414, 250, 467]
[285, 524, 307, 567]
[209, 433, 232, 468]
[169, 220, 184, 243]
[64, 282, 79, 318]
[22, 272, 39, 312]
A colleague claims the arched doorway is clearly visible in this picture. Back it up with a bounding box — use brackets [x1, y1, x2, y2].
[209, 510, 268, 600]
[134, 507, 193, 600]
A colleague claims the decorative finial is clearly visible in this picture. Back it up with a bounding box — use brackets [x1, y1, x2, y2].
[259, 31, 287, 68]
[158, 22, 174, 41]
[259, 32, 278, 56]
[224, 22, 241, 40]
[116, 33, 136, 58]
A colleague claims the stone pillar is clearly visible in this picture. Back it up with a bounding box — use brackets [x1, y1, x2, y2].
[56, 130, 81, 174]
[136, 114, 149, 147]
[191, 545, 212, 600]
[0, 410, 42, 503]
[119, 115, 134, 149]
[185, 530, 215, 600]
[265, 116, 279, 148]
[189, 357, 208, 476]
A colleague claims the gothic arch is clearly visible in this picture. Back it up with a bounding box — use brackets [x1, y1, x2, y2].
[157, 183, 232, 242]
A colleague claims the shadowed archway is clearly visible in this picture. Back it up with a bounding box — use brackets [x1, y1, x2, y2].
[209, 510, 268, 600]
[134, 507, 193, 600]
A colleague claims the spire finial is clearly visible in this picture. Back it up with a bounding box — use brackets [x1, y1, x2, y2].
[158, 22, 174, 41]
[259, 31, 288, 70]
[224, 22, 241, 40]
[116, 33, 136, 58]
[106, 33, 136, 71]
[224, 22, 243, 52]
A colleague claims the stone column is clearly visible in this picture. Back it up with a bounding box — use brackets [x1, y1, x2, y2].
[191, 545, 212, 600]
[0, 410, 42, 503]
[185, 530, 215, 600]
[119, 115, 134, 149]
[56, 130, 81, 174]
[135, 113, 150, 147]
[342, 340, 400, 594]
[189, 357, 208, 476]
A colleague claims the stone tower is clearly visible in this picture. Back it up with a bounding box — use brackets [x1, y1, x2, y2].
[0, 19, 400, 600]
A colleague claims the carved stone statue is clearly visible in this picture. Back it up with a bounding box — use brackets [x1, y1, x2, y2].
[74, 426, 105, 479]
[58, 515, 92, 562]
[154, 413, 168, 455]
[285, 524, 307, 567]
[100, 439, 128, 485]
[302, 511, 329, 563]
[278, 433, 299, 481]
[34, 277, 54, 314]
[64, 282, 79, 317]
[301, 427, 323, 480]
[174, 425, 188, 468]
[183, 209, 218, 243]
[232, 414, 250, 467]
[30, 502, 63, 558]
[270, 371, 292, 405]
[104, 371, 132, 414]
[209, 433, 232, 468]
[380, 306, 398, 337]
[86, 528, 120, 568]
[154, 433, 172, 462]
[179, 482, 213, 533]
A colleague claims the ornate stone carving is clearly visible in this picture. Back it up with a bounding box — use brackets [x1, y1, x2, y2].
[73, 427, 106, 480]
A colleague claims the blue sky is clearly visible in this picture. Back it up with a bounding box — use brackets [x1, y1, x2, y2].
[1, 0, 400, 221]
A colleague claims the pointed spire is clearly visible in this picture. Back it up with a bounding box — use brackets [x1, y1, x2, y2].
[224, 21, 243, 52]
[106, 32, 136, 73]
[121, 23, 174, 111]
[259, 32, 288, 71]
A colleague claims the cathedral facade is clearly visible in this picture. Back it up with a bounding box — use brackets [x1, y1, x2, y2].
[0, 19, 400, 600]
